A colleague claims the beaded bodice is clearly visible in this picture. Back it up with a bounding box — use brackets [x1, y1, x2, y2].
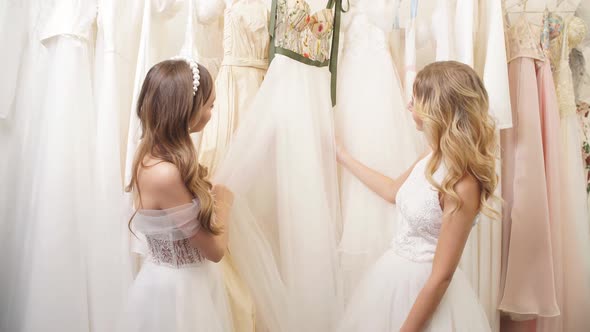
[134, 200, 205, 268]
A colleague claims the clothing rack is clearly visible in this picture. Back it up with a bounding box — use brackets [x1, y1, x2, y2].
[506, 10, 576, 13]
[503, 0, 577, 14]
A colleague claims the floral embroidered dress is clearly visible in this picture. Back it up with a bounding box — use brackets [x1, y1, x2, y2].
[212, 0, 347, 330]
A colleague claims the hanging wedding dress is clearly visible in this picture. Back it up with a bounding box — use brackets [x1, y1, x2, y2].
[198, 2, 271, 331]
[335, 0, 422, 300]
[0, 0, 28, 119]
[537, 15, 590, 332]
[1, 0, 99, 331]
[213, 0, 346, 330]
[89, 0, 137, 330]
[0, 1, 53, 329]
[200, 0, 270, 173]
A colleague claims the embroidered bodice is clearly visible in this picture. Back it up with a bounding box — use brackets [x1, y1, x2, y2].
[222, 0, 270, 69]
[505, 15, 544, 62]
[272, 0, 335, 63]
[134, 200, 205, 268]
[269, 0, 346, 105]
[393, 156, 446, 262]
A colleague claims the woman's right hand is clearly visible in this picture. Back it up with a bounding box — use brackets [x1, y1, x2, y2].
[335, 138, 348, 164]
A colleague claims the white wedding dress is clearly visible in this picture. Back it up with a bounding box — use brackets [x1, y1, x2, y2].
[336, 0, 424, 300]
[1, 1, 99, 331]
[213, 0, 346, 330]
[338, 155, 491, 332]
[119, 200, 233, 332]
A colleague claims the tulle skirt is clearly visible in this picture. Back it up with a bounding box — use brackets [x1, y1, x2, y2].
[214, 54, 343, 331]
[119, 261, 232, 332]
[338, 250, 492, 332]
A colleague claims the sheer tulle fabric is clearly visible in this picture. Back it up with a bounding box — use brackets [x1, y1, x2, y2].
[120, 262, 232, 332]
[336, 4, 424, 300]
[214, 54, 344, 331]
[133, 200, 201, 240]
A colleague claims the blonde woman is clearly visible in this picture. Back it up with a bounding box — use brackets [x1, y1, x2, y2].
[337, 61, 496, 332]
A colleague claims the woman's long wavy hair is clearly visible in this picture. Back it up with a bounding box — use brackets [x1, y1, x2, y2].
[126, 59, 219, 234]
[413, 61, 499, 218]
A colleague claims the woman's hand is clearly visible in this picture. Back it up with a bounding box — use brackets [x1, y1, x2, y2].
[335, 138, 348, 164]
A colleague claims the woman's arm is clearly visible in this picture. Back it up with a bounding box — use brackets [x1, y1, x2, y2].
[399, 175, 481, 332]
[191, 184, 234, 262]
[336, 140, 427, 204]
[141, 162, 234, 263]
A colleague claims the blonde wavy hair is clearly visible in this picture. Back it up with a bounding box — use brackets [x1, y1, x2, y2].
[412, 61, 499, 218]
[126, 59, 219, 234]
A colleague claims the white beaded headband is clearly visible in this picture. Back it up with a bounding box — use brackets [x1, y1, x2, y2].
[171, 55, 200, 96]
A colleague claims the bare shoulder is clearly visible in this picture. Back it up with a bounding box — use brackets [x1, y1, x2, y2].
[139, 160, 184, 191]
[450, 173, 481, 212]
[455, 174, 480, 200]
[136, 159, 193, 210]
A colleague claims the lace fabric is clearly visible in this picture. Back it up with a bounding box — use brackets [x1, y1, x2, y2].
[393, 156, 446, 262]
[134, 199, 206, 268]
[145, 237, 204, 268]
[342, 13, 388, 56]
[505, 14, 544, 63]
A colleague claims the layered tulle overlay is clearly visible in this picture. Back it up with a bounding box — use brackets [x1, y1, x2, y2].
[338, 250, 491, 332]
[214, 54, 343, 331]
[336, 1, 424, 299]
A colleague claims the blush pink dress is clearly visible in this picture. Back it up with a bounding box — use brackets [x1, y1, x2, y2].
[499, 14, 561, 319]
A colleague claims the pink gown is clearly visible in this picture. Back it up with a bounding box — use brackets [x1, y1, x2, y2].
[499, 15, 561, 319]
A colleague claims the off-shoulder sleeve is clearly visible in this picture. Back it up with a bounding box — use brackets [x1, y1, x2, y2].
[133, 199, 201, 240]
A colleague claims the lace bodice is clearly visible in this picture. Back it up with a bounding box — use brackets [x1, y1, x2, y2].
[134, 200, 205, 268]
[505, 15, 544, 62]
[393, 156, 446, 262]
[221, 0, 270, 69]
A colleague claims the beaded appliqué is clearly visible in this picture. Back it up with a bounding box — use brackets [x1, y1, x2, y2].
[146, 237, 204, 268]
[274, 0, 334, 62]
